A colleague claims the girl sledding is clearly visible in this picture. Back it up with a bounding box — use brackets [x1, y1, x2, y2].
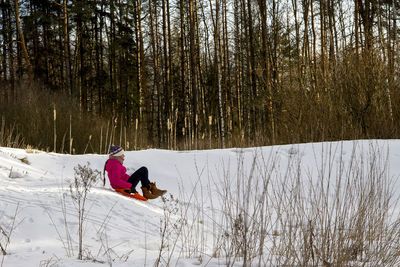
[104, 145, 167, 201]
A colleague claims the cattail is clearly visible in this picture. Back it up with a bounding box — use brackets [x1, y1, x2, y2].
[135, 118, 138, 150]
[83, 135, 92, 154]
[99, 126, 103, 154]
[69, 114, 72, 154]
[53, 104, 57, 152]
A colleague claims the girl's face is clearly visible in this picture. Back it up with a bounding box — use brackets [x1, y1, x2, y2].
[117, 154, 125, 164]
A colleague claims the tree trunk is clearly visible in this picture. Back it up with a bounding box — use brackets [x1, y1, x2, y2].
[14, 0, 33, 82]
[162, 0, 170, 129]
[215, 0, 225, 147]
[1, 0, 8, 84]
[109, 0, 116, 110]
[76, 8, 86, 111]
[233, 0, 243, 141]
[7, 0, 15, 103]
[327, 0, 336, 65]
[292, 0, 302, 87]
[94, 1, 101, 113]
[302, 0, 311, 86]
[258, 0, 275, 144]
[189, 0, 198, 148]
[179, 0, 186, 147]
[149, 0, 161, 146]
[247, 0, 256, 141]
[167, 0, 174, 142]
[136, 0, 144, 121]
[63, 0, 72, 96]
[311, 0, 317, 90]
[355, 0, 360, 57]
[196, 0, 207, 141]
[272, 0, 280, 91]
[320, 0, 327, 85]
[385, 1, 395, 124]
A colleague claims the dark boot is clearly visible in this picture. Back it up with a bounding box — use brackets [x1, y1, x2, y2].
[149, 182, 167, 197]
[141, 186, 158, 199]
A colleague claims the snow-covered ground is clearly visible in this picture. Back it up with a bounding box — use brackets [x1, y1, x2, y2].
[1, 140, 400, 266]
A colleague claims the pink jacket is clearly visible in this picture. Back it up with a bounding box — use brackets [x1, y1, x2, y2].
[105, 159, 132, 189]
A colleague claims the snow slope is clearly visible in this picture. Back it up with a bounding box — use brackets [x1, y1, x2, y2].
[1, 140, 400, 266]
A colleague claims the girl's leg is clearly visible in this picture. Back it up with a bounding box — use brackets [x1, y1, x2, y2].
[127, 167, 151, 192]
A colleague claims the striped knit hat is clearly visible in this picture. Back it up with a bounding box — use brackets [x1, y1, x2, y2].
[109, 145, 124, 157]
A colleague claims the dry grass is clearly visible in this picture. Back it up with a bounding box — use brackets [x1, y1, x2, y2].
[0, 204, 19, 267]
[157, 142, 400, 266]
[1, 53, 400, 153]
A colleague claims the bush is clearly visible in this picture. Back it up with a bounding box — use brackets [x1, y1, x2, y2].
[69, 163, 100, 260]
[161, 142, 400, 266]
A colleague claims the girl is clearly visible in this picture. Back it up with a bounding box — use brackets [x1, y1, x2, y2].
[104, 145, 166, 200]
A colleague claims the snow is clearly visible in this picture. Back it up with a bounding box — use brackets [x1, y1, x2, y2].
[0, 140, 400, 266]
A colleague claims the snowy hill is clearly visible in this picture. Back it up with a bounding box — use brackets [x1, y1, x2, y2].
[1, 140, 400, 266]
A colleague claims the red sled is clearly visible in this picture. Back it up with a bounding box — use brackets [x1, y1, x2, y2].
[114, 188, 148, 201]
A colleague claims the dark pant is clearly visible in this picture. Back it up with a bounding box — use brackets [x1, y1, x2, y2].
[127, 167, 150, 192]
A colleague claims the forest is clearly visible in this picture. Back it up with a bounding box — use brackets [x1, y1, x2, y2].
[0, 0, 399, 153]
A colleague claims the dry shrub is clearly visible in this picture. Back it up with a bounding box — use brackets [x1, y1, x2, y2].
[169, 142, 400, 266]
[273, 52, 398, 146]
[268, 143, 400, 266]
[1, 52, 399, 151]
[69, 163, 100, 260]
[0, 83, 135, 153]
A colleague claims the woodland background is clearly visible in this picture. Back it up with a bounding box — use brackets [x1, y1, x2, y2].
[0, 0, 399, 153]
